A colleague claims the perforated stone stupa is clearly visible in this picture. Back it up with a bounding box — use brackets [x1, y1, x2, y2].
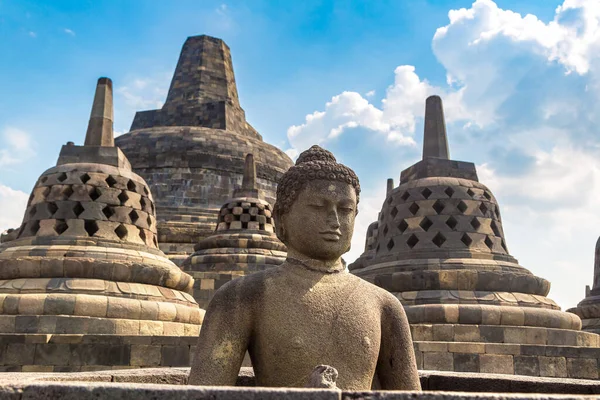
[568, 238, 600, 334]
[349, 96, 600, 379]
[0, 78, 203, 371]
[115, 35, 293, 265]
[181, 154, 286, 308]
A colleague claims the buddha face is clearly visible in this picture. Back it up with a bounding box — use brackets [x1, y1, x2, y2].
[280, 179, 357, 261]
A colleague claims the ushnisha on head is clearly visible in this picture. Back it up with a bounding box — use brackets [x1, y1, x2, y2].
[273, 145, 360, 261]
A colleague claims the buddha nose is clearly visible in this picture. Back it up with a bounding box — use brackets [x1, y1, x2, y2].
[327, 208, 341, 229]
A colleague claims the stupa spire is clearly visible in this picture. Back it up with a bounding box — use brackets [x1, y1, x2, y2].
[84, 77, 114, 147]
[386, 178, 394, 195]
[233, 153, 262, 198]
[422, 95, 449, 159]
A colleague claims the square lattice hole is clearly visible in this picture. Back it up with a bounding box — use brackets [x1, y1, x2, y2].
[54, 220, 68, 235]
[445, 187, 455, 198]
[419, 217, 433, 232]
[406, 234, 419, 249]
[118, 191, 129, 205]
[432, 200, 445, 215]
[105, 176, 117, 187]
[80, 173, 91, 184]
[432, 232, 446, 248]
[62, 186, 74, 199]
[446, 216, 458, 230]
[90, 187, 101, 201]
[398, 219, 408, 233]
[127, 180, 137, 192]
[400, 191, 410, 201]
[470, 217, 481, 230]
[461, 233, 473, 247]
[115, 224, 128, 240]
[129, 210, 140, 224]
[467, 188, 475, 198]
[390, 207, 398, 218]
[421, 188, 432, 199]
[102, 206, 114, 219]
[57, 172, 68, 182]
[408, 203, 420, 216]
[457, 201, 468, 214]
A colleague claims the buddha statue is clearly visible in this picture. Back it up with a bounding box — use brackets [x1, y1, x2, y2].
[189, 146, 421, 391]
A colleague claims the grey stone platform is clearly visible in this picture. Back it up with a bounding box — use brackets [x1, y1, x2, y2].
[0, 367, 599, 398]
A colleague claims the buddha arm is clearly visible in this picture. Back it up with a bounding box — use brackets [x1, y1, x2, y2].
[376, 297, 422, 391]
[188, 282, 252, 386]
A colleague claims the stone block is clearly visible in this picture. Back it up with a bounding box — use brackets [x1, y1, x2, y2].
[15, 316, 40, 333]
[504, 327, 527, 344]
[130, 344, 161, 366]
[44, 294, 76, 315]
[454, 325, 480, 342]
[539, 356, 567, 378]
[5, 343, 35, 365]
[163, 322, 185, 336]
[514, 355, 540, 376]
[485, 343, 521, 355]
[140, 321, 164, 336]
[34, 343, 70, 365]
[432, 325, 454, 341]
[74, 295, 108, 318]
[479, 354, 514, 374]
[411, 324, 433, 341]
[22, 365, 54, 372]
[567, 358, 599, 379]
[453, 353, 479, 372]
[161, 345, 190, 367]
[423, 352, 453, 371]
[448, 342, 485, 354]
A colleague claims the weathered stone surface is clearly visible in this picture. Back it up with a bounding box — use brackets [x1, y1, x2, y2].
[306, 365, 338, 389]
[189, 146, 421, 391]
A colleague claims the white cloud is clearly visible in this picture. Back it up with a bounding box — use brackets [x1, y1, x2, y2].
[0, 184, 28, 233]
[0, 127, 36, 167]
[365, 90, 376, 97]
[64, 28, 75, 36]
[288, 0, 600, 309]
[28, 31, 36, 38]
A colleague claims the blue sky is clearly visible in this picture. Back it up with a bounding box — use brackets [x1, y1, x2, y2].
[1, 0, 600, 309]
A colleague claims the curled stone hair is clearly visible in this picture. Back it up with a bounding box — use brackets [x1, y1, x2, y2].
[273, 145, 361, 242]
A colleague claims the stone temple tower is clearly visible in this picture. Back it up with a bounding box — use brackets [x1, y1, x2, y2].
[349, 96, 600, 379]
[568, 238, 600, 334]
[0, 78, 203, 371]
[181, 154, 287, 308]
[115, 35, 293, 265]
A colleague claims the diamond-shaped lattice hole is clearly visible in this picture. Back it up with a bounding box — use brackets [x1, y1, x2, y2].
[383, 225, 389, 236]
[102, 206, 114, 219]
[105, 176, 117, 187]
[153, 236, 158, 247]
[419, 217, 433, 232]
[387, 196, 393, 205]
[139, 228, 147, 243]
[408, 202, 420, 216]
[54, 220, 68, 235]
[390, 206, 398, 218]
[147, 215, 152, 228]
[421, 188, 432, 199]
[483, 191, 492, 200]
[118, 191, 129, 205]
[29, 220, 40, 235]
[470, 217, 481, 230]
[432, 200, 445, 215]
[63, 186, 74, 199]
[84, 220, 98, 237]
[28, 205, 36, 217]
[432, 232, 446, 248]
[45, 203, 58, 217]
[400, 191, 410, 201]
[80, 173, 90, 184]
[406, 234, 419, 249]
[376, 244, 381, 253]
[115, 224, 128, 240]
[461, 233, 473, 247]
[129, 210, 139, 224]
[501, 239, 508, 253]
[490, 220, 501, 237]
[127, 180, 136, 192]
[484, 235, 494, 250]
[467, 188, 475, 198]
[398, 219, 408, 233]
[494, 206, 501, 220]
[57, 172, 68, 182]
[40, 176, 48, 184]
[445, 187, 455, 198]
[143, 186, 150, 196]
[90, 187, 101, 201]
[446, 216, 458, 230]
[73, 203, 84, 217]
[387, 238, 395, 251]
[457, 201, 468, 214]
[479, 202, 488, 215]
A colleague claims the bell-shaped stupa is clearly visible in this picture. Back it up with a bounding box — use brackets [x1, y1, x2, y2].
[349, 96, 600, 379]
[115, 35, 293, 266]
[568, 238, 600, 334]
[182, 154, 286, 308]
[0, 78, 203, 339]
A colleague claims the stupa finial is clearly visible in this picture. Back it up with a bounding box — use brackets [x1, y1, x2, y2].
[422, 95, 449, 159]
[386, 178, 394, 195]
[84, 77, 114, 147]
[242, 153, 257, 191]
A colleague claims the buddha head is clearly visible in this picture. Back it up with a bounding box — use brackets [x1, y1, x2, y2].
[273, 145, 360, 261]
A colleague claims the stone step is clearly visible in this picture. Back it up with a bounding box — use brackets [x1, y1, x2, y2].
[413, 340, 600, 379]
[410, 324, 599, 347]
